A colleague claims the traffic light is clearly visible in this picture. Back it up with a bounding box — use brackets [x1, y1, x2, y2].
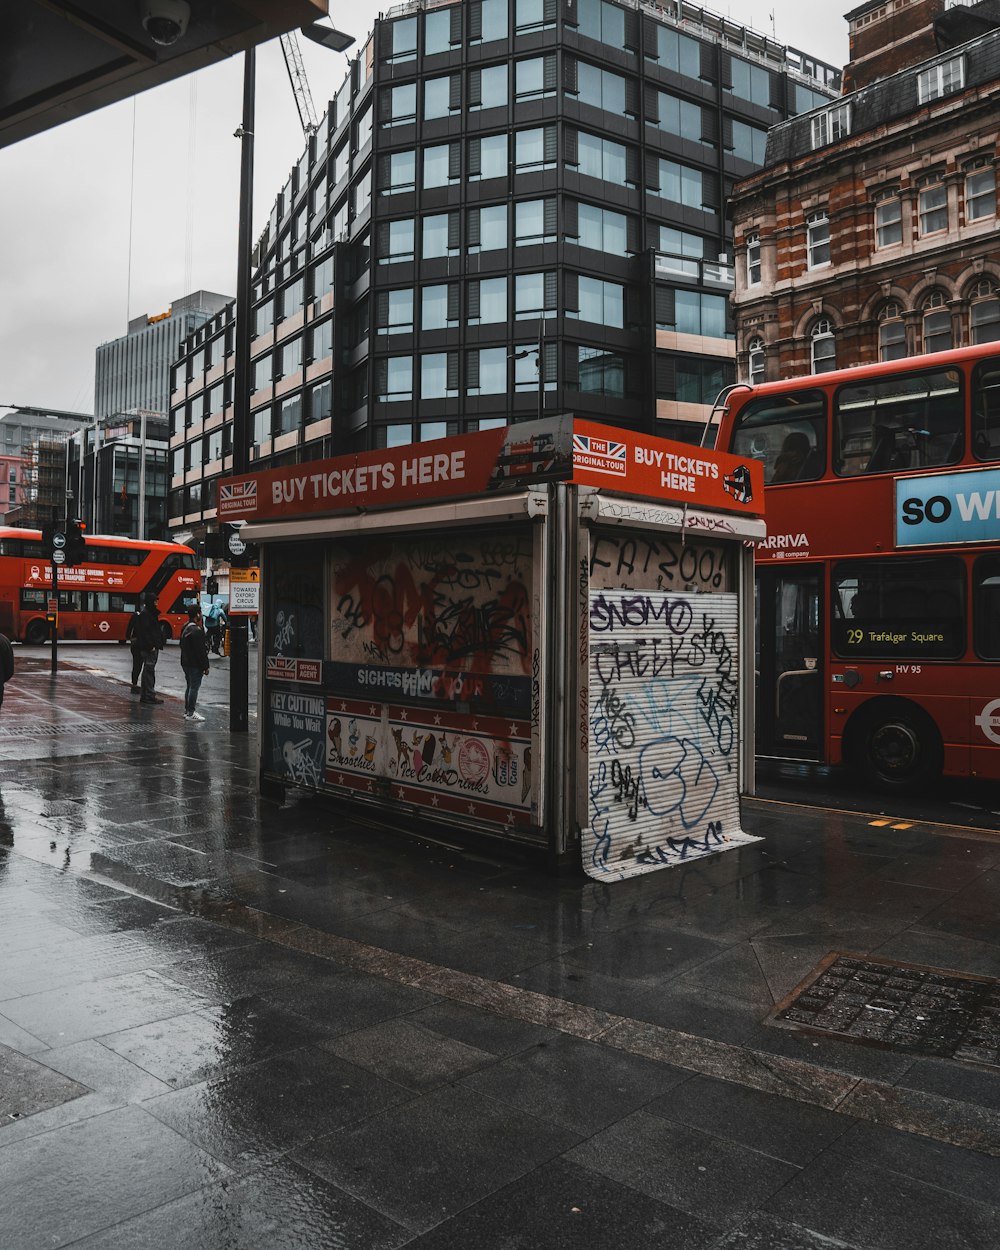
[41, 523, 56, 560]
[63, 520, 86, 566]
[206, 576, 219, 597]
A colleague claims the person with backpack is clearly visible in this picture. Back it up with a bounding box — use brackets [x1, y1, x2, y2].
[0, 630, 14, 711]
[179, 606, 210, 722]
[205, 600, 226, 655]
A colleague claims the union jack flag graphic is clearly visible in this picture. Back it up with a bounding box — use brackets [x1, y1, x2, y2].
[572, 434, 627, 474]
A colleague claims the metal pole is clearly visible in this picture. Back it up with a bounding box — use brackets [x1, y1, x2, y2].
[137, 409, 147, 540]
[230, 47, 254, 734]
[537, 321, 544, 423]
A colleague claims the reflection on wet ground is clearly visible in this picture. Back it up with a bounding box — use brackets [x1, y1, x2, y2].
[3, 656, 1000, 1248]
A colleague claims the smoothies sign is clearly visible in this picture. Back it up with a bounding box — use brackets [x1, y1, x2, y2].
[219, 417, 763, 523]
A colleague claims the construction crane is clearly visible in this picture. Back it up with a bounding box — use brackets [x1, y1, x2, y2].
[279, 32, 319, 138]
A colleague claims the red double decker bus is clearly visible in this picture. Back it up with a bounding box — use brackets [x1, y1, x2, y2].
[716, 340, 1000, 787]
[0, 528, 200, 646]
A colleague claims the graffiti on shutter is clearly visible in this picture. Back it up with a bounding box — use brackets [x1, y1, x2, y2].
[585, 588, 759, 880]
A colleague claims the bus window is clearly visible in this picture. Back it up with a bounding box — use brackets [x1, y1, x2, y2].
[20, 588, 45, 608]
[971, 359, 1000, 460]
[834, 368, 963, 476]
[57, 590, 83, 612]
[973, 555, 1000, 658]
[730, 391, 826, 484]
[832, 556, 965, 659]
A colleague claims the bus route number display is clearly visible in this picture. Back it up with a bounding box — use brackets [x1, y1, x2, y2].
[833, 620, 959, 659]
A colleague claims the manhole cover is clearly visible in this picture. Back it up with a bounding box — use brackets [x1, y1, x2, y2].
[769, 952, 1000, 1068]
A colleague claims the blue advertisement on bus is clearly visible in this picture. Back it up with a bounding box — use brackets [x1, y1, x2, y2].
[896, 468, 1000, 547]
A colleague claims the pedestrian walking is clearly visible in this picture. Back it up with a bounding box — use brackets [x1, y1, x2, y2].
[135, 593, 163, 705]
[0, 629, 14, 712]
[179, 606, 210, 722]
[205, 601, 227, 655]
[125, 604, 142, 690]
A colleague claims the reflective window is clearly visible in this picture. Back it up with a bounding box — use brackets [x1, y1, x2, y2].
[474, 0, 508, 42]
[730, 119, 767, 164]
[875, 194, 902, 248]
[425, 7, 452, 55]
[422, 213, 454, 258]
[576, 62, 627, 113]
[389, 17, 417, 62]
[922, 294, 952, 355]
[515, 272, 554, 319]
[421, 422, 449, 441]
[730, 58, 773, 108]
[576, 130, 628, 183]
[381, 218, 415, 263]
[277, 394, 302, 435]
[578, 346, 624, 396]
[472, 347, 507, 394]
[421, 353, 457, 399]
[516, 0, 553, 32]
[386, 423, 413, 447]
[807, 211, 830, 267]
[654, 158, 706, 209]
[577, 203, 628, 255]
[574, 276, 623, 328]
[383, 289, 414, 335]
[386, 83, 416, 125]
[832, 557, 965, 660]
[333, 142, 349, 185]
[746, 231, 761, 285]
[422, 284, 455, 330]
[748, 337, 765, 385]
[310, 319, 333, 361]
[480, 134, 508, 180]
[810, 104, 851, 149]
[472, 64, 508, 109]
[424, 75, 453, 120]
[659, 226, 705, 257]
[834, 367, 963, 476]
[476, 204, 507, 251]
[966, 163, 997, 222]
[355, 107, 373, 152]
[515, 58, 551, 99]
[917, 55, 964, 103]
[656, 92, 705, 143]
[516, 199, 550, 245]
[811, 318, 835, 373]
[576, 0, 625, 48]
[971, 280, 1000, 345]
[280, 336, 303, 377]
[648, 26, 701, 77]
[878, 302, 907, 363]
[918, 177, 947, 235]
[514, 127, 554, 171]
[475, 276, 507, 324]
[383, 150, 416, 194]
[379, 356, 414, 401]
[309, 380, 332, 424]
[972, 357, 1000, 460]
[730, 391, 826, 485]
[423, 144, 454, 188]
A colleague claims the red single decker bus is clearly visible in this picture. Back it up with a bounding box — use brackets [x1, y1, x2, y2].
[0, 528, 200, 646]
[716, 340, 1000, 787]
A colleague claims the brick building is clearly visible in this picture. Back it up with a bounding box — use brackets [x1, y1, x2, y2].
[730, 0, 1000, 385]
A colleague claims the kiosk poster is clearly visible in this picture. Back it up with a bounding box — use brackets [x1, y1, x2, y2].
[268, 690, 326, 788]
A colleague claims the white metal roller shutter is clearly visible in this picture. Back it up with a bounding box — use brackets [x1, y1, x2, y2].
[585, 588, 759, 881]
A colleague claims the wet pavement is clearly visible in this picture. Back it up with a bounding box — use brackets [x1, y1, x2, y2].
[3, 650, 1000, 1248]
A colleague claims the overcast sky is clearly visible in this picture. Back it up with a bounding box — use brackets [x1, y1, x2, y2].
[0, 1, 849, 416]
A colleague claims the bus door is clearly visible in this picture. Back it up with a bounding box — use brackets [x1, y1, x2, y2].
[756, 567, 822, 759]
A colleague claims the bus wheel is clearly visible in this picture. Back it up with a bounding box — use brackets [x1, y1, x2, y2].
[854, 705, 941, 790]
[24, 620, 48, 646]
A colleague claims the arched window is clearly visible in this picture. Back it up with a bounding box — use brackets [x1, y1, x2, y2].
[922, 292, 952, 355]
[810, 318, 835, 373]
[970, 279, 1000, 344]
[878, 301, 907, 361]
[747, 336, 765, 385]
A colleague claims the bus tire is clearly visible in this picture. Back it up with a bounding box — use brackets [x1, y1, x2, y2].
[849, 702, 942, 790]
[24, 619, 49, 646]
[159, 623, 171, 647]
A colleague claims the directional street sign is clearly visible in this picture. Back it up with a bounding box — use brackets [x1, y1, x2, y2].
[52, 550, 66, 565]
[52, 532, 66, 549]
[229, 566, 259, 615]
